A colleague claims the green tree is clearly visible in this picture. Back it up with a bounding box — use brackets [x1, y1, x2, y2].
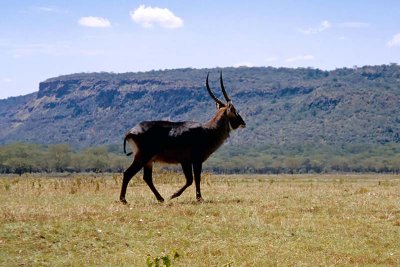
[83, 147, 110, 172]
[47, 144, 72, 172]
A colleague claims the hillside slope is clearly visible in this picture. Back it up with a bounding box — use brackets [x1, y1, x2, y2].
[0, 65, 399, 149]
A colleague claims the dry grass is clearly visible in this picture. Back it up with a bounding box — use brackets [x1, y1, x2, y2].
[0, 173, 399, 266]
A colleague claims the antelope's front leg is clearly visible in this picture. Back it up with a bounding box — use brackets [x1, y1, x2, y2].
[193, 162, 204, 202]
[170, 162, 193, 200]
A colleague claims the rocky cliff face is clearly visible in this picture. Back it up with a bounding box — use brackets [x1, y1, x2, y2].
[0, 66, 399, 148]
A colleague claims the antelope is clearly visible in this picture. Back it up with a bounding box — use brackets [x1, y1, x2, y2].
[120, 72, 245, 204]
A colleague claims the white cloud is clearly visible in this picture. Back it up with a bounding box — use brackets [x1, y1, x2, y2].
[36, 6, 60, 12]
[130, 5, 183, 29]
[387, 33, 400, 47]
[339, 22, 370, 28]
[21, 6, 67, 14]
[79, 16, 111, 28]
[285, 54, 315, 63]
[300, 20, 331, 35]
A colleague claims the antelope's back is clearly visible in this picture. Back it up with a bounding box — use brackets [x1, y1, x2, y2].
[126, 120, 205, 162]
[128, 121, 202, 137]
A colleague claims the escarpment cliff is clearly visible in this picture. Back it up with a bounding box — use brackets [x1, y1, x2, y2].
[1, 65, 399, 148]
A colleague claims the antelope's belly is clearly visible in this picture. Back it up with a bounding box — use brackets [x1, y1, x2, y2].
[153, 148, 192, 164]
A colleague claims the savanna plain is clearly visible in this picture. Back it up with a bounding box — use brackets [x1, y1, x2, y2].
[0, 172, 399, 266]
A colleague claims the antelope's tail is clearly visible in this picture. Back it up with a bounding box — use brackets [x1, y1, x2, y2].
[123, 136, 133, 156]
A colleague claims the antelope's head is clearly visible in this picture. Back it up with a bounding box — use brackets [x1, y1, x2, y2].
[206, 72, 246, 130]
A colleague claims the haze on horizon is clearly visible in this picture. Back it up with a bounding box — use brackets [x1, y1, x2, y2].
[1, 0, 400, 99]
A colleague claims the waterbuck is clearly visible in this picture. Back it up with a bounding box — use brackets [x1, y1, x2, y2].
[120, 73, 245, 204]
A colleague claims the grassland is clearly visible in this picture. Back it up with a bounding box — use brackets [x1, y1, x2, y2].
[0, 173, 399, 266]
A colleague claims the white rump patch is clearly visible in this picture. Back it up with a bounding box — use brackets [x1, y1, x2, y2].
[127, 138, 139, 157]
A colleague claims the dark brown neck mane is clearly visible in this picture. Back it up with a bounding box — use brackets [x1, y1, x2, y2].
[201, 108, 231, 160]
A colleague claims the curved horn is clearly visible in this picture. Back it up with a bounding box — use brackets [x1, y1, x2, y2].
[219, 72, 231, 103]
[206, 72, 225, 106]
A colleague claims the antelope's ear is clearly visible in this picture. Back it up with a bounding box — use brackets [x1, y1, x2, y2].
[216, 102, 225, 109]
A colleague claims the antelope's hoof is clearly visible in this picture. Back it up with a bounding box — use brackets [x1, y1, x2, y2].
[170, 193, 179, 200]
[196, 197, 204, 202]
[120, 199, 128, 205]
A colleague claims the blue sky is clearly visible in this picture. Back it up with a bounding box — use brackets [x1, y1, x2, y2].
[1, 0, 400, 99]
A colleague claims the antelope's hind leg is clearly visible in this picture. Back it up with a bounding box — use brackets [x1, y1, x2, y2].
[120, 160, 144, 204]
[143, 163, 164, 203]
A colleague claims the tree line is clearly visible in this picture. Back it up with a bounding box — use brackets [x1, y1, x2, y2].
[0, 142, 399, 175]
[207, 142, 400, 174]
[0, 143, 129, 174]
